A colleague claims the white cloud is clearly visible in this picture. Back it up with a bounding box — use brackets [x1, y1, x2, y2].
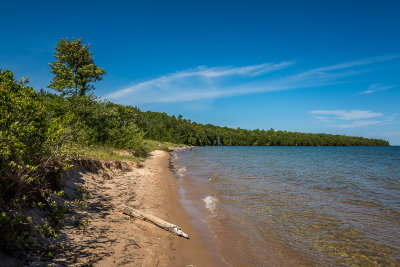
[288, 54, 400, 80]
[105, 62, 294, 101]
[359, 84, 395, 95]
[337, 120, 381, 129]
[105, 54, 400, 104]
[310, 109, 388, 129]
[312, 54, 400, 72]
[309, 110, 383, 120]
[313, 115, 329, 120]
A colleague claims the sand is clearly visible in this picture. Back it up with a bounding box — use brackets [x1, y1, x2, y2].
[57, 150, 214, 266]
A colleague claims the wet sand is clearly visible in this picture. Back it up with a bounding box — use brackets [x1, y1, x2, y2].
[58, 150, 214, 266]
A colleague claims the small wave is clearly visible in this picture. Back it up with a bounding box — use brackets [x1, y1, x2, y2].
[203, 195, 218, 213]
[177, 166, 187, 176]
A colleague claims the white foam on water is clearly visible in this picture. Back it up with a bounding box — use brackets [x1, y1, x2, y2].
[177, 166, 187, 176]
[203, 195, 218, 213]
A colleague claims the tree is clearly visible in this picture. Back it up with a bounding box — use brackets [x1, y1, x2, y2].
[48, 38, 106, 96]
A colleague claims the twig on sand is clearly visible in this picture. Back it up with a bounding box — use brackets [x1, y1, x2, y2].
[131, 239, 141, 248]
[121, 205, 189, 239]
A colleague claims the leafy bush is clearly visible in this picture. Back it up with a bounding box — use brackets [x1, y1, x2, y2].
[0, 70, 71, 253]
[42, 93, 146, 157]
[0, 70, 71, 199]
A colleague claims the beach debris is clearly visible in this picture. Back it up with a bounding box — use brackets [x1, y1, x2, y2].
[131, 239, 141, 248]
[121, 205, 189, 239]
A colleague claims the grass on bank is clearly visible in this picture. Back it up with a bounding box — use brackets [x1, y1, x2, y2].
[71, 140, 179, 162]
[142, 139, 181, 153]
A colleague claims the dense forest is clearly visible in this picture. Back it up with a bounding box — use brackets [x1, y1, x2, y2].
[42, 93, 390, 147]
[134, 109, 389, 146]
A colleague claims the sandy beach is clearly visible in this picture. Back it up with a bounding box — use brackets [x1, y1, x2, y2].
[55, 149, 214, 266]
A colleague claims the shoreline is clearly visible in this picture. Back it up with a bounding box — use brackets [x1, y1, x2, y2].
[146, 149, 215, 266]
[169, 147, 230, 266]
[49, 149, 214, 266]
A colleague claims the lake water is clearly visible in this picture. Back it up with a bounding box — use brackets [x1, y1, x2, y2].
[171, 147, 400, 266]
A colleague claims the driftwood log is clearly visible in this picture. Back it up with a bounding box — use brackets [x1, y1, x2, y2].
[122, 205, 189, 239]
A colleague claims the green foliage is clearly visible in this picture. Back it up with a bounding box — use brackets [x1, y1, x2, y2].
[0, 69, 71, 256]
[0, 70, 70, 200]
[0, 211, 9, 224]
[41, 89, 387, 147]
[75, 145, 138, 161]
[143, 139, 177, 152]
[42, 93, 147, 157]
[48, 38, 105, 96]
[131, 110, 390, 146]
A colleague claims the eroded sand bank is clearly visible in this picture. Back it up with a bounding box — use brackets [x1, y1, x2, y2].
[60, 150, 213, 266]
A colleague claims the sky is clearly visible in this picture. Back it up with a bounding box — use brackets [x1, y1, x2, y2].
[1, 0, 400, 144]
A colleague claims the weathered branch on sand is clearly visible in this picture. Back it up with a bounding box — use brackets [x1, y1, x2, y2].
[122, 205, 189, 239]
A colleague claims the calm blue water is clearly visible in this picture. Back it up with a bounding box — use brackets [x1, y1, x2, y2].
[172, 147, 400, 266]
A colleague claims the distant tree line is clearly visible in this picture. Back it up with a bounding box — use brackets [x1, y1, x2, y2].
[38, 93, 389, 148]
[129, 109, 389, 146]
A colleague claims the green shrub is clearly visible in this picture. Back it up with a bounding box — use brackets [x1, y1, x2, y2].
[0, 69, 71, 253]
[42, 93, 147, 157]
[0, 70, 71, 198]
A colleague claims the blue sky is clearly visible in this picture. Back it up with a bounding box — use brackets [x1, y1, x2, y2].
[1, 0, 400, 144]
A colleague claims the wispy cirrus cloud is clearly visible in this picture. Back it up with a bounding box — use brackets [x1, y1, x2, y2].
[105, 54, 400, 104]
[359, 84, 396, 95]
[337, 120, 381, 129]
[308, 54, 400, 73]
[310, 110, 383, 120]
[309, 109, 394, 129]
[105, 61, 294, 102]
